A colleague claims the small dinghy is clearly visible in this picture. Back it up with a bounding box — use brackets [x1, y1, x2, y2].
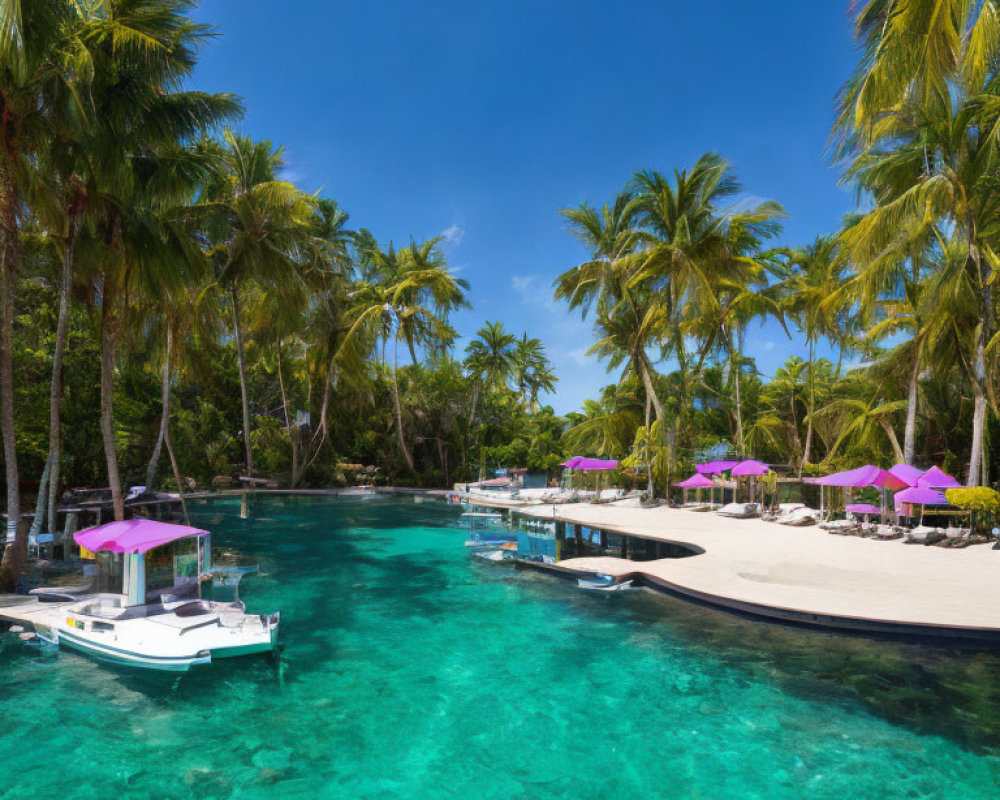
[577, 574, 634, 592]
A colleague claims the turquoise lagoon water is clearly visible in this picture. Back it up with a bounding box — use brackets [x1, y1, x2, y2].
[2, 495, 1000, 799]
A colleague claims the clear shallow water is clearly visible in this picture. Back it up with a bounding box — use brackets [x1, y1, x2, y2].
[2, 496, 1000, 799]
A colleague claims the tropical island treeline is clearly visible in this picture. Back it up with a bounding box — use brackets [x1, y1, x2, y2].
[1, 1, 999, 583]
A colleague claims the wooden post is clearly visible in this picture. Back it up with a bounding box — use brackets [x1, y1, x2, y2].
[574, 524, 583, 556]
[555, 520, 565, 561]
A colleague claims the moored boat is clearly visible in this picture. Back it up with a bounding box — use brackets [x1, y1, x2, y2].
[1, 519, 280, 671]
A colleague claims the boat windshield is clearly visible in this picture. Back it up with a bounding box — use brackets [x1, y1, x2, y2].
[144, 538, 201, 604]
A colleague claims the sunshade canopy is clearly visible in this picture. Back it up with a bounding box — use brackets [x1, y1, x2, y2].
[917, 466, 962, 490]
[895, 486, 948, 505]
[696, 460, 739, 475]
[561, 456, 618, 471]
[846, 503, 881, 515]
[814, 465, 907, 490]
[888, 464, 925, 487]
[731, 459, 769, 477]
[75, 519, 208, 555]
[675, 473, 715, 489]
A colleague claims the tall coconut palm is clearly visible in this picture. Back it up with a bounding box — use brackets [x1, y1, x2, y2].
[782, 236, 848, 472]
[0, 0, 91, 584]
[343, 237, 466, 471]
[837, 0, 1000, 484]
[75, 1, 239, 520]
[198, 130, 314, 484]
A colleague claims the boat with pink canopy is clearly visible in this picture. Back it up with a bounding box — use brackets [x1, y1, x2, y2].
[0, 519, 280, 671]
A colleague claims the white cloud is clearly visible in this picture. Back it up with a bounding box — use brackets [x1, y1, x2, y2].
[763, 340, 775, 352]
[567, 346, 591, 367]
[440, 224, 464, 247]
[511, 274, 539, 295]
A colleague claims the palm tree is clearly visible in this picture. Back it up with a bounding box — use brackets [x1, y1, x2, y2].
[198, 130, 314, 484]
[836, 0, 1000, 484]
[343, 237, 466, 471]
[0, 0, 90, 584]
[782, 236, 847, 470]
[512, 335, 556, 410]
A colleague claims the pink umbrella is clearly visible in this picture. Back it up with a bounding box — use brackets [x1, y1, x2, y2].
[814, 465, 907, 490]
[917, 466, 962, 490]
[561, 456, 584, 469]
[675, 473, 715, 488]
[889, 463, 925, 487]
[696, 460, 738, 475]
[731, 459, 769, 477]
[895, 486, 947, 505]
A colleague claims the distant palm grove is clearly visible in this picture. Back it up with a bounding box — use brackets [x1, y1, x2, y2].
[1, 1, 998, 582]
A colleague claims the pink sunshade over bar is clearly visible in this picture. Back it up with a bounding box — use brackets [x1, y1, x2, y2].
[74, 519, 209, 555]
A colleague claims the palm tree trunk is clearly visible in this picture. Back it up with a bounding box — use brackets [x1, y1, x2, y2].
[968, 377, 987, 487]
[392, 334, 414, 471]
[29, 454, 51, 539]
[802, 337, 815, 468]
[42, 214, 78, 536]
[277, 338, 291, 428]
[231, 284, 254, 483]
[730, 327, 744, 455]
[145, 336, 170, 491]
[878, 417, 905, 464]
[161, 332, 189, 525]
[0, 154, 22, 588]
[100, 291, 124, 521]
[903, 354, 920, 465]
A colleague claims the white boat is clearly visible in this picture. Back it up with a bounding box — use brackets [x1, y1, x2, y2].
[2, 519, 279, 672]
[577, 574, 634, 592]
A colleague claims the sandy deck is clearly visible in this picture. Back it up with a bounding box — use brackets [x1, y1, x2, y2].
[480, 500, 1000, 637]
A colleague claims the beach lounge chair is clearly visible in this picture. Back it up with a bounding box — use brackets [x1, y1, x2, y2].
[775, 507, 818, 527]
[819, 519, 861, 535]
[904, 525, 945, 545]
[716, 502, 760, 519]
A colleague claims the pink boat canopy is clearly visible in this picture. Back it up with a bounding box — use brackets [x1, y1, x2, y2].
[895, 486, 948, 505]
[74, 519, 209, 555]
[917, 466, 962, 490]
[561, 456, 618, 471]
[696, 460, 739, 475]
[888, 463, 925, 487]
[731, 459, 769, 477]
[675, 473, 715, 489]
[814, 465, 907, 490]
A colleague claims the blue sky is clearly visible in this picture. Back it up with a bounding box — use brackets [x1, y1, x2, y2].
[191, 1, 859, 413]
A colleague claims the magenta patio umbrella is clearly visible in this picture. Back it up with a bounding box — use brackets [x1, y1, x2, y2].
[574, 457, 618, 471]
[917, 466, 962, 490]
[895, 486, 947, 505]
[561, 456, 584, 469]
[696, 460, 738, 475]
[889, 463, 925, 487]
[814, 465, 907, 490]
[675, 473, 715, 488]
[895, 485, 948, 523]
[731, 459, 769, 477]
